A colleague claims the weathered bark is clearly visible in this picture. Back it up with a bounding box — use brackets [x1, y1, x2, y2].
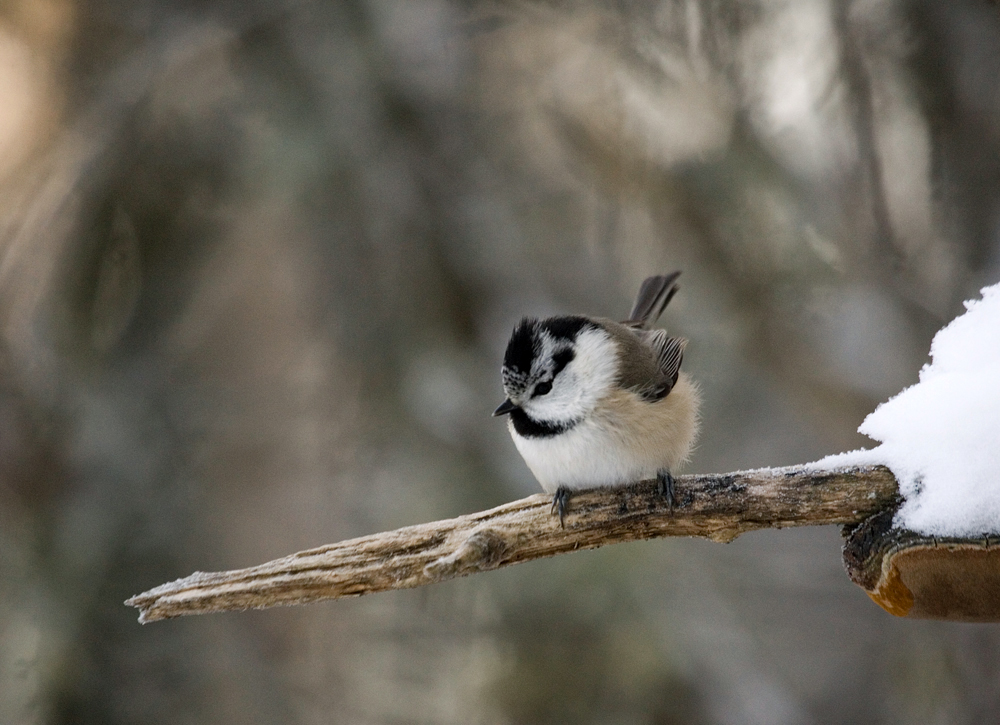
[127, 465, 898, 622]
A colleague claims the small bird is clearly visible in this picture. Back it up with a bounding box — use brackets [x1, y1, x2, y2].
[494, 272, 700, 525]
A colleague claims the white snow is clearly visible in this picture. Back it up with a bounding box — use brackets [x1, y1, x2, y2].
[811, 282, 1000, 536]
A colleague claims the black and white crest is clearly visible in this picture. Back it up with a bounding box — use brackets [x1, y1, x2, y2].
[501, 318, 538, 395]
[501, 316, 593, 396]
[540, 315, 593, 341]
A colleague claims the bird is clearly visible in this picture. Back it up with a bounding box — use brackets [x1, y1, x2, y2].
[493, 272, 700, 526]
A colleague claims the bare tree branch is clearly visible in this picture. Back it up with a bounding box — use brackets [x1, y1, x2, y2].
[126, 465, 898, 622]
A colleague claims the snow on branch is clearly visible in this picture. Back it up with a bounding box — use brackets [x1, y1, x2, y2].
[126, 465, 898, 623]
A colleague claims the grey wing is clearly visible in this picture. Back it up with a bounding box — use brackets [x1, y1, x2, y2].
[625, 272, 681, 329]
[638, 329, 687, 391]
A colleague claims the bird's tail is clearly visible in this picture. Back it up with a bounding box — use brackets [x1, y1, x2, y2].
[625, 271, 681, 328]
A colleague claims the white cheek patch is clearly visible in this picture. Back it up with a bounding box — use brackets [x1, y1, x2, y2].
[524, 327, 618, 422]
[572, 328, 619, 395]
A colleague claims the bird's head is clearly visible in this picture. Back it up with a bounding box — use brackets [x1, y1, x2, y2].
[494, 316, 617, 426]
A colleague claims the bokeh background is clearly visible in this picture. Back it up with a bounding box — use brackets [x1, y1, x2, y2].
[3, 0, 1000, 722]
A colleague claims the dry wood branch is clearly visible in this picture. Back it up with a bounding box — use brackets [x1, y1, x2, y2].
[127, 465, 898, 622]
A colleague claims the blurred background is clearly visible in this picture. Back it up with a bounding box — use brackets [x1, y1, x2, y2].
[2, 0, 1000, 722]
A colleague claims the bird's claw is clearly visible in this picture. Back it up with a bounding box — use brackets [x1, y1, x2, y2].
[657, 470, 676, 512]
[551, 486, 571, 528]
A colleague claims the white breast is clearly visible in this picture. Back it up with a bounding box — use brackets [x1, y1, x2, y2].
[511, 416, 642, 493]
[509, 373, 700, 494]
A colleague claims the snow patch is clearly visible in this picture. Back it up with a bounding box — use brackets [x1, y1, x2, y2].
[811, 283, 1000, 537]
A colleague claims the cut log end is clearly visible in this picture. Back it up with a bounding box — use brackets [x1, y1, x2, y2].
[843, 508, 1000, 621]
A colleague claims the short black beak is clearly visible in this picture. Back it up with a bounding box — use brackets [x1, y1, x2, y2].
[493, 398, 517, 416]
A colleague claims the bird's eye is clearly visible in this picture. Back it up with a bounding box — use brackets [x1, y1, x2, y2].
[534, 381, 552, 397]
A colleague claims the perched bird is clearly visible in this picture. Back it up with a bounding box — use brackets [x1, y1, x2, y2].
[494, 272, 700, 525]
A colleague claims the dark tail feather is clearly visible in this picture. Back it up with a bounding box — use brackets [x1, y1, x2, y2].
[625, 271, 681, 328]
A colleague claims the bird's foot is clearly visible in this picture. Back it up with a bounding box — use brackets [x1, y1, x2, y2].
[551, 486, 572, 528]
[657, 470, 676, 512]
